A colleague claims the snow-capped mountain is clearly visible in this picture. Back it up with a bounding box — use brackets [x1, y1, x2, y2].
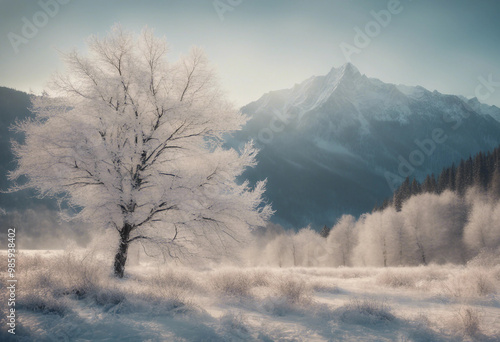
[230, 63, 500, 229]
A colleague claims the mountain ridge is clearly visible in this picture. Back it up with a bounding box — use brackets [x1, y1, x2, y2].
[232, 63, 500, 229]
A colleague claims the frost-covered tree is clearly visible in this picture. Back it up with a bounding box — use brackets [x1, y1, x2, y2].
[464, 191, 500, 254]
[328, 215, 357, 266]
[353, 211, 394, 267]
[490, 168, 500, 199]
[401, 196, 426, 265]
[401, 191, 466, 265]
[291, 227, 326, 267]
[9, 26, 272, 277]
[245, 223, 293, 267]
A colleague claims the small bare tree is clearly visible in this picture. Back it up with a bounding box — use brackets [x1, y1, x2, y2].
[9, 26, 272, 277]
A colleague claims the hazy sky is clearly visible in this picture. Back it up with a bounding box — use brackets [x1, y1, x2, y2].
[1, 0, 500, 107]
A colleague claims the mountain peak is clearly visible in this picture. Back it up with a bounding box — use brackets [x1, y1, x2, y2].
[341, 62, 360, 74]
[237, 65, 500, 229]
[468, 97, 480, 105]
[323, 63, 362, 93]
[328, 62, 360, 78]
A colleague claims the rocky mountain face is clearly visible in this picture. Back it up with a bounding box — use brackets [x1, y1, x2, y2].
[229, 63, 500, 229]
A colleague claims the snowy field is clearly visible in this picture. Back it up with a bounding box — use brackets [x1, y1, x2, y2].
[1, 250, 500, 341]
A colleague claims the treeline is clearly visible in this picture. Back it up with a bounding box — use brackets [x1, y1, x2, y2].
[375, 145, 500, 212]
[247, 188, 500, 267]
[245, 146, 500, 268]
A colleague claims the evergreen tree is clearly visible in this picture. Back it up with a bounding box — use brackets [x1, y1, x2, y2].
[320, 225, 331, 238]
[448, 163, 456, 192]
[465, 157, 474, 189]
[456, 160, 467, 196]
[381, 198, 391, 211]
[491, 168, 500, 198]
[437, 168, 449, 194]
[473, 152, 489, 190]
[394, 177, 411, 211]
[410, 178, 421, 196]
[374, 145, 500, 211]
[490, 151, 500, 198]
[421, 174, 436, 193]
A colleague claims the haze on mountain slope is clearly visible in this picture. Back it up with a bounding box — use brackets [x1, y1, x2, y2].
[229, 63, 500, 229]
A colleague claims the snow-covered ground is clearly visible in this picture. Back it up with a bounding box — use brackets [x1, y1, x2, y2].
[1, 250, 500, 341]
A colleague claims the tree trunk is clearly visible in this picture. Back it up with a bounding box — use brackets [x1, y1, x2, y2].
[113, 223, 132, 278]
[398, 231, 403, 266]
[416, 241, 427, 266]
[383, 239, 387, 267]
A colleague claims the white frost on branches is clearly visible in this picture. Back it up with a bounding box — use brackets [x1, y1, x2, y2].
[9, 25, 272, 261]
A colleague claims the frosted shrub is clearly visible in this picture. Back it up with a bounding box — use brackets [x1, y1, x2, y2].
[149, 268, 199, 300]
[262, 275, 312, 315]
[16, 252, 108, 306]
[338, 298, 395, 325]
[17, 254, 44, 273]
[210, 269, 252, 297]
[18, 291, 70, 316]
[415, 265, 449, 282]
[334, 268, 377, 279]
[494, 266, 500, 282]
[376, 270, 416, 288]
[309, 278, 340, 293]
[443, 269, 497, 298]
[250, 269, 273, 287]
[467, 248, 500, 267]
[273, 275, 312, 305]
[120, 283, 192, 315]
[93, 286, 127, 310]
[474, 273, 497, 297]
[152, 269, 197, 289]
[25, 269, 56, 290]
[452, 307, 482, 338]
[376, 267, 449, 291]
[21, 252, 130, 312]
[52, 253, 107, 297]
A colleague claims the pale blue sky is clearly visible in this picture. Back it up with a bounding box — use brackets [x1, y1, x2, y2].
[1, 0, 500, 106]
